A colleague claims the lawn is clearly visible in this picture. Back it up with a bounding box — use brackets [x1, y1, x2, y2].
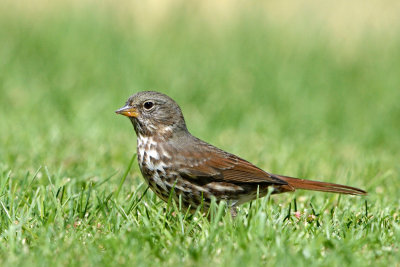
[0, 1, 399, 266]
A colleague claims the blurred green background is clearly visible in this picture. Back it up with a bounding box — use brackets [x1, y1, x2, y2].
[1, 0, 399, 188]
[0, 0, 399, 265]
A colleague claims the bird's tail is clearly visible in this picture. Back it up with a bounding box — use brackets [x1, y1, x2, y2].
[275, 175, 367, 195]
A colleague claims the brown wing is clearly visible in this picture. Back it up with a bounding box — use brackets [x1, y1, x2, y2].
[175, 141, 287, 185]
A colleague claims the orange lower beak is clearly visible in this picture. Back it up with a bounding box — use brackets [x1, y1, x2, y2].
[115, 105, 139, 118]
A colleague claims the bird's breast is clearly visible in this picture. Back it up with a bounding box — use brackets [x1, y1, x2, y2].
[136, 135, 173, 193]
[137, 136, 172, 168]
[137, 136, 162, 173]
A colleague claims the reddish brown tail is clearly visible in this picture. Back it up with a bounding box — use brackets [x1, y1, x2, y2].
[276, 175, 367, 195]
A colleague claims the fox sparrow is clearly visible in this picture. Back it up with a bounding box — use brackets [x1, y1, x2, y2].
[116, 91, 366, 213]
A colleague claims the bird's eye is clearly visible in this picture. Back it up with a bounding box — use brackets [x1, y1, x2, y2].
[143, 101, 154, 110]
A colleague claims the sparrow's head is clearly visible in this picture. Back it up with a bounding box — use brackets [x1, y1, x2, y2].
[116, 91, 187, 137]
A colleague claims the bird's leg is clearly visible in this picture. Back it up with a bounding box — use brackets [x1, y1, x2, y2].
[230, 206, 238, 219]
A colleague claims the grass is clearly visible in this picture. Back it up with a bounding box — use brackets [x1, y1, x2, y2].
[0, 1, 399, 266]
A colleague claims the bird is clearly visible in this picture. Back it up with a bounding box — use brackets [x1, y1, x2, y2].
[116, 91, 366, 215]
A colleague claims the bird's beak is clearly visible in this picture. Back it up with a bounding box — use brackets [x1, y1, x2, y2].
[115, 105, 139, 118]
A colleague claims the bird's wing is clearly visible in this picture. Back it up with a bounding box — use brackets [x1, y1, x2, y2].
[176, 143, 287, 185]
